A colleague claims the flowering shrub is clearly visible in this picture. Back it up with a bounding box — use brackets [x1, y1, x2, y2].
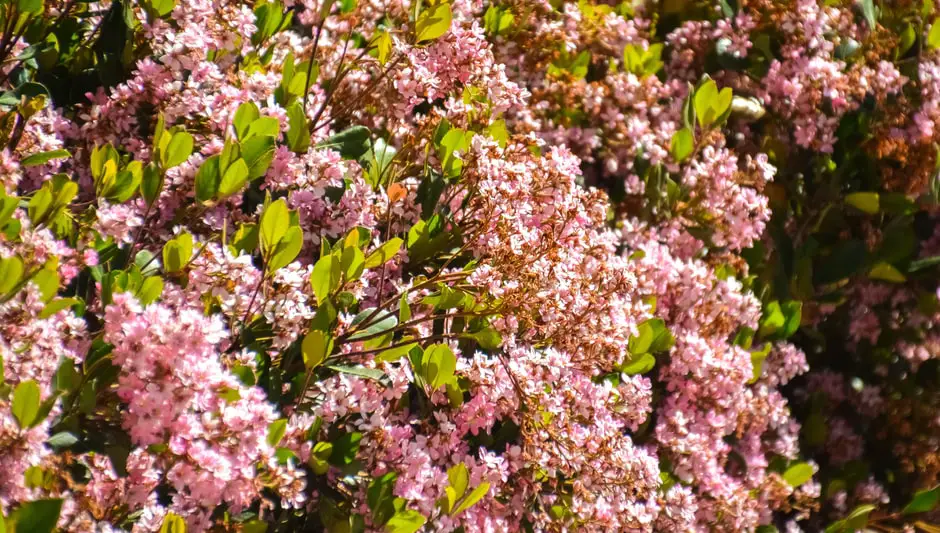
[0, 0, 939, 531]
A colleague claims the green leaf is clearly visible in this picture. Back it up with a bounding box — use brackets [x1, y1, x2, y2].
[302, 330, 333, 369]
[415, 2, 452, 42]
[308, 441, 332, 474]
[90, 143, 117, 181]
[218, 158, 250, 198]
[749, 342, 772, 383]
[869, 262, 907, 283]
[0, 255, 24, 295]
[30, 266, 58, 303]
[325, 364, 385, 381]
[421, 343, 456, 390]
[267, 418, 288, 447]
[260, 199, 290, 255]
[16, 0, 45, 16]
[317, 125, 371, 160]
[329, 432, 363, 465]
[311, 253, 341, 304]
[241, 135, 276, 179]
[40, 297, 80, 319]
[815, 239, 867, 284]
[373, 30, 393, 65]
[447, 463, 469, 499]
[162, 232, 193, 273]
[903, 486, 940, 514]
[670, 128, 694, 162]
[159, 512, 186, 533]
[780, 301, 802, 339]
[146, 0, 177, 17]
[628, 318, 671, 355]
[487, 119, 509, 148]
[27, 187, 52, 227]
[268, 226, 303, 272]
[21, 149, 69, 167]
[247, 116, 280, 139]
[163, 131, 194, 168]
[694, 80, 719, 126]
[860, 0, 878, 29]
[140, 163, 163, 205]
[845, 192, 879, 214]
[622, 353, 655, 375]
[349, 308, 398, 340]
[286, 101, 310, 153]
[464, 326, 502, 350]
[12, 380, 41, 428]
[782, 462, 814, 487]
[233, 102, 261, 140]
[910, 255, 940, 272]
[452, 482, 490, 516]
[483, 5, 514, 35]
[930, 19, 940, 49]
[368, 472, 399, 524]
[364, 238, 403, 268]
[11, 499, 62, 533]
[341, 245, 365, 282]
[759, 301, 785, 336]
[570, 50, 591, 79]
[107, 166, 143, 203]
[194, 155, 221, 202]
[137, 277, 163, 305]
[46, 431, 79, 449]
[385, 510, 426, 533]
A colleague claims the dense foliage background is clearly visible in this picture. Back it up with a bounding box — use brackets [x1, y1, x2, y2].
[0, 0, 939, 531]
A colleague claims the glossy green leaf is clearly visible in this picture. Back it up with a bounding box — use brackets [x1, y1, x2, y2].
[286, 101, 310, 153]
[163, 131, 194, 168]
[869, 262, 907, 283]
[349, 308, 398, 340]
[260, 199, 290, 255]
[311, 253, 341, 304]
[421, 343, 456, 390]
[385, 510, 426, 533]
[670, 128, 694, 162]
[12, 380, 41, 428]
[452, 482, 490, 516]
[11, 499, 62, 533]
[930, 19, 940, 49]
[268, 225, 303, 271]
[845, 192, 880, 214]
[233, 102, 261, 140]
[782, 462, 814, 487]
[218, 158, 250, 198]
[267, 418, 288, 447]
[159, 512, 186, 533]
[329, 431, 363, 465]
[622, 353, 655, 375]
[364, 238, 403, 268]
[0, 255, 24, 295]
[903, 486, 940, 514]
[194, 155, 221, 202]
[302, 330, 333, 369]
[415, 2, 452, 43]
[21, 149, 70, 167]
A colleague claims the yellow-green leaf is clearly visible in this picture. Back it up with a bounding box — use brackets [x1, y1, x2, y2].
[869, 262, 907, 283]
[12, 379, 41, 428]
[302, 330, 333, 369]
[364, 238, 403, 268]
[845, 192, 880, 214]
[415, 2, 452, 43]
